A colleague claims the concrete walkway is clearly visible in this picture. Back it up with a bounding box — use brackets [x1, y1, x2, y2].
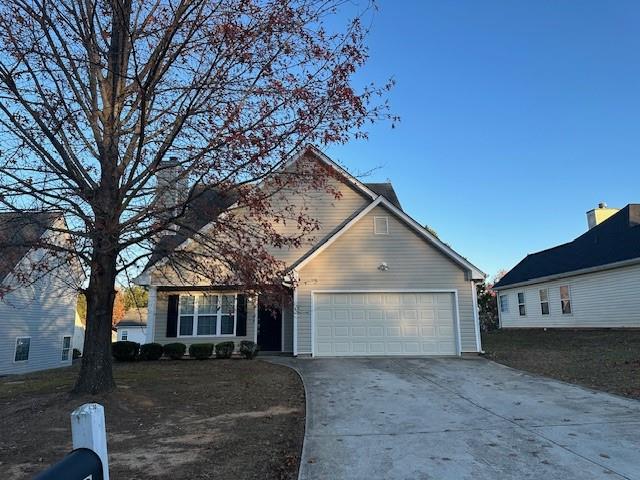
[271, 357, 640, 480]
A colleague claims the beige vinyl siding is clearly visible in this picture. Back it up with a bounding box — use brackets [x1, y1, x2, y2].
[150, 153, 369, 286]
[295, 205, 479, 354]
[153, 291, 257, 347]
[0, 265, 76, 375]
[498, 263, 640, 328]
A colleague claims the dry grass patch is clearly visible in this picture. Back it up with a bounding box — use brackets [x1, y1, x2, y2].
[0, 359, 305, 479]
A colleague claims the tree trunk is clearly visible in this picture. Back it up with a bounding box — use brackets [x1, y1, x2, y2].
[73, 247, 119, 394]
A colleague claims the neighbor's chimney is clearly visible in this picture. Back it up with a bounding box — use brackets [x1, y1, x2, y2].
[586, 202, 619, 230]
[155, 156, 188, 230]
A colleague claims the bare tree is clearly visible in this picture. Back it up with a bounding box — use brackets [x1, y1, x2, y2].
[0, 0, 393, 393]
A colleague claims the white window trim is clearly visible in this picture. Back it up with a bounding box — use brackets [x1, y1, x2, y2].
[499, 294, 509, 313]
[373, 216, 389, 235]
[559, 285, 573, 315]
[14, 336, 31, 363]
[121, 330, 129, 341]
[517, 292, 526, 316]
[539, 288, 550, 315]
[61, 335, 72, 362]
[178, 293, 238, 338]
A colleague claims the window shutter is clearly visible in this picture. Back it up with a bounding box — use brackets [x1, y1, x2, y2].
[236, 294, 248, 337]
[166, 295, 179, 338]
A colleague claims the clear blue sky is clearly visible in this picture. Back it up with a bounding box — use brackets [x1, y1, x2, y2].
[325, 0, 640, 278]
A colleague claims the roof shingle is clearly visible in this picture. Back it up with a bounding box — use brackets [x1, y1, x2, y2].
[494, 204, 640, 289]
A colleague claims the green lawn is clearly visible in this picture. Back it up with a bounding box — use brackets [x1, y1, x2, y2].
[482, 329, 640, 400]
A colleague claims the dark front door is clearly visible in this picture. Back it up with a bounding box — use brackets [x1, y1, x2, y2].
[258, 301, 282, 351]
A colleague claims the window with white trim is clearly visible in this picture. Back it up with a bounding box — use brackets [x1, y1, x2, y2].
[560, 286, 572, 314]
[179, 294, 237, 337]
[14, 337, 30, 362]
[61, 336, 71, 361]
[499, 295, 509, 313]
[517, 292, 526, 316]
[539, 289, 549, 315]
[121, 330, 128, 341]
[374, 216, 389, 235]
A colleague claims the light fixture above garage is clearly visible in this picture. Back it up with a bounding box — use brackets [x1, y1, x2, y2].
[378, 262, 389, 271]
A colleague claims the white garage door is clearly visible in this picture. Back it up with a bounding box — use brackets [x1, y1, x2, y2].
[313, 292, 458, 356]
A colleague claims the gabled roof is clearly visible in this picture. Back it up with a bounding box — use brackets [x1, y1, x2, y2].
[116, 308, 148, 327]
[142, 145, 400, 273]
[291, 196, 485, 280]
[138, 145, 484, 282]
[0, 211, 60, 282]
[494, 204, 640, 289]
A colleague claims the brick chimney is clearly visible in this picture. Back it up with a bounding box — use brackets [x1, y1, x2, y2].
[586, 202, 619, 230]
[155, 157, 188, 229]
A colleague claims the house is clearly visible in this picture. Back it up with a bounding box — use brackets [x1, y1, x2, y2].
[0, 212, 80, 375]
[494, 203, 640, 328]
[115, 309, 148, 344]
[135, 146, 485, 357]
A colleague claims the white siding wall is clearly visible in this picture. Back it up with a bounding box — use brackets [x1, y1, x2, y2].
[0, 270, 76, 375]
[498, 263, 640, 328]
[295, 205, 479, 354]
[117, 326, 147, 344]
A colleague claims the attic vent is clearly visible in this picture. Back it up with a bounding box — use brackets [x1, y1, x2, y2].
[374, 216, 389, 235]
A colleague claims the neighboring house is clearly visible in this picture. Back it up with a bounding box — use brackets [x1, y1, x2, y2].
[0, 212, 80, 375]
[115, 309, 148, 344]
[73, 308, 85, 354]
[135, 146, 485, 357]
[494, 203, 640, 328]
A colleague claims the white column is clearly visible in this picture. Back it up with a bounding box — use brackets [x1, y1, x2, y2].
[146, 286, 157, 344]
[71, 403, 109, 480]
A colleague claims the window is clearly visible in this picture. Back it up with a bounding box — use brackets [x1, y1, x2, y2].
[517, 292, 526, 316]
[121, 330, 128, 341]
[374, 216, 389, 235]
[499, 295, 509, 313]
[539, 289, 549, 315]
[14, 337, 30, 362]
[560, 286, 572, 314]
[179, 294, 236, 337]
[61, 336, 71, 361]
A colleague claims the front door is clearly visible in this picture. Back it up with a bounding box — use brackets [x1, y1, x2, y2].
[258, 300, 282, 352]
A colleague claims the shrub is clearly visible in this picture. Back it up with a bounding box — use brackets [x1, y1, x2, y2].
[72, 348, 82, 360]
[163, 342, 187, 360]
[215, 341, 235, 359]
[112, 341, 140, 361]
[239, 341, 259, 359]
[140, 343, 164, 361]
[189, 343, 214, 360]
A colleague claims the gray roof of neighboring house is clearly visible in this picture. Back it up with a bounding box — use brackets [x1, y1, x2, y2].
[116, 308, 148, 327]
[0, 211, 60, 282]
[494, 204, 640, 289]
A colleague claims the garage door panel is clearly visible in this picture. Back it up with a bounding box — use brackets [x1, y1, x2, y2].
[314, 292, 458, 357]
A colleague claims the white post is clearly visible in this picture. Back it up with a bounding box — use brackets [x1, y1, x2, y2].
[146, 286, 157, 343]
[71, 403, 109, 480]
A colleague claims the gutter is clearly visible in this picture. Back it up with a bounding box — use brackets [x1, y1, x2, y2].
[494, 256, 640, 291]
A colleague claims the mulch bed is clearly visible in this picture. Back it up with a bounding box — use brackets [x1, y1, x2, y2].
[0, 359, 305, 479]
[482, 329, 640, 400]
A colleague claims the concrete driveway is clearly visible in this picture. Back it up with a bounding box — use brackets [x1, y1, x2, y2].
[273, 357, 640, 480]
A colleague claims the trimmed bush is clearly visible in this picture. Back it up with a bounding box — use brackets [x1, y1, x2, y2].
[215, 341, 235, 359]
[239, 341, 259, 359]
[189, 343, 214, 360]
[72, 348, 82, 360]
[163, 342, 187, 360]
[140, 343, 164, 361]
[112, 341, 140, 361]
